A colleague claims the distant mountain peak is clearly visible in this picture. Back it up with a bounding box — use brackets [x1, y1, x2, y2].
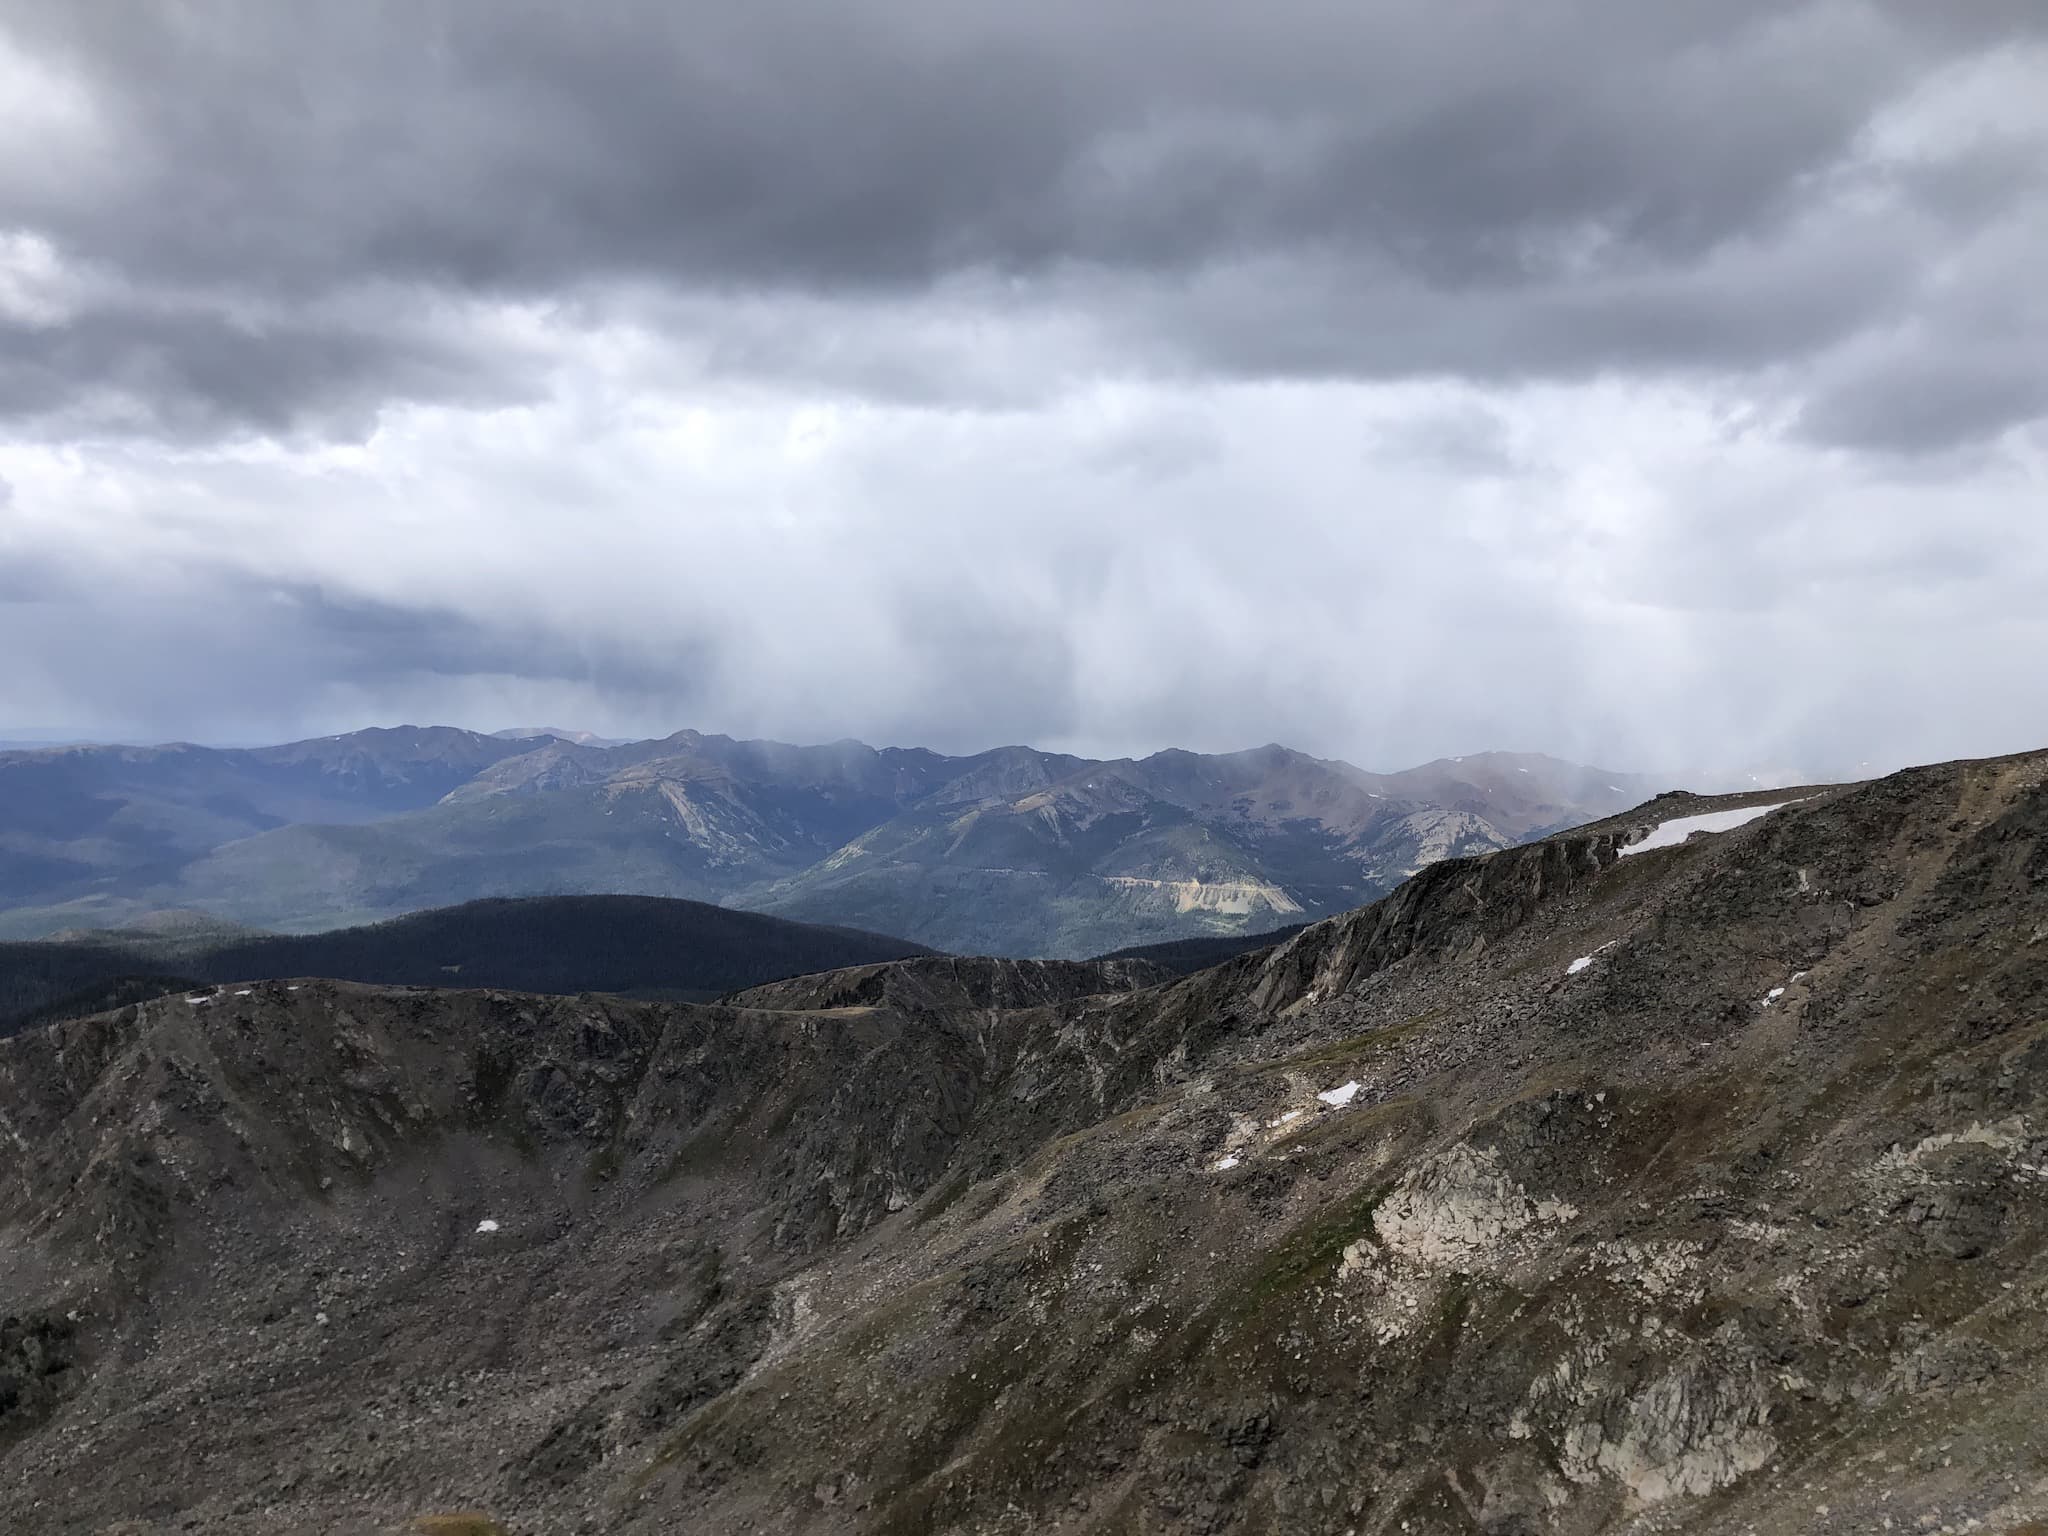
[0, 725, 1668, 955]
[489, 725, 625, 747]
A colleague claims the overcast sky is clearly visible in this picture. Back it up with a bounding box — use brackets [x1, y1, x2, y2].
[1, 2, 2043, 779]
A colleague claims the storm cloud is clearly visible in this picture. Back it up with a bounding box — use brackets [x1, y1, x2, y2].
[1, 1, 2043, 778]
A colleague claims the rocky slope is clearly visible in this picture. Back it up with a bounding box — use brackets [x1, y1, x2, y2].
[4, 750, 2045, 1534]
[0, 729, 1653, 955]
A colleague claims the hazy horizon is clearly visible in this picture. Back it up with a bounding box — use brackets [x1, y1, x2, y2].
[0, 716, 1879, 794]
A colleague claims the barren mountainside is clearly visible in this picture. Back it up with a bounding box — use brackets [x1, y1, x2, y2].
[3, 751, 2046, 1533]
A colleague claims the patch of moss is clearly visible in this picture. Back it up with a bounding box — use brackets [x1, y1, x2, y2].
[1584, 845, 1681, 906]
[1422, 1274, 1473, 1353]
[910, 1166, 975, 1227]
[1273, 1094, 1428, 1156]
[1020, 1100, 1171, 1180]
[869, 1294, 1184, 1534]
[838, 1269, 956, 1363]
[1229, 1179, 1391, 1321]
[637, 1389, 742, 1487]
[1235, 1015, 1439, 1081]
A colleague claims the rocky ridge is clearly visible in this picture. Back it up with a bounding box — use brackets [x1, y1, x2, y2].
[1, 751, 2046, 1533]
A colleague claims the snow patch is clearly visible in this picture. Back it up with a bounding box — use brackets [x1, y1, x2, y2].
[1761, 972, 1809, 1008]
[1317, 1080, 1360, 1107]
[1267, 1109, 1304, 1130]
[1210, 1154, 1241, 1173]
[1567, 956, 1593, 976]
[1619, 802, 1790, 857]
[475, 1218, 501, 1234]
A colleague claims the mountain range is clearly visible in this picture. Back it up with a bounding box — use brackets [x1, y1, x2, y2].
[3, 750, 2043, 1532]
[0, 726, 1655, 955]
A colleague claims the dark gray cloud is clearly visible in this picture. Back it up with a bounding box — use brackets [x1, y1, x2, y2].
[1, 2, 2045, 782]
[2, 1, 2042, 446]
[0, 302, 538, 442]
[1801, 351, 2048, 456]
[271, 585, 721, 698]
[1793, 200, 2048, 453]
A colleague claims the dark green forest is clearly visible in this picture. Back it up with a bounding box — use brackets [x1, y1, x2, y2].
[1092, 921, 1308, 974]
[0, 895, 933, 1038]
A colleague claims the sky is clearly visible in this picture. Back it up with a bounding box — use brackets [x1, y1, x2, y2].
[1, 1, 2044, 781]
